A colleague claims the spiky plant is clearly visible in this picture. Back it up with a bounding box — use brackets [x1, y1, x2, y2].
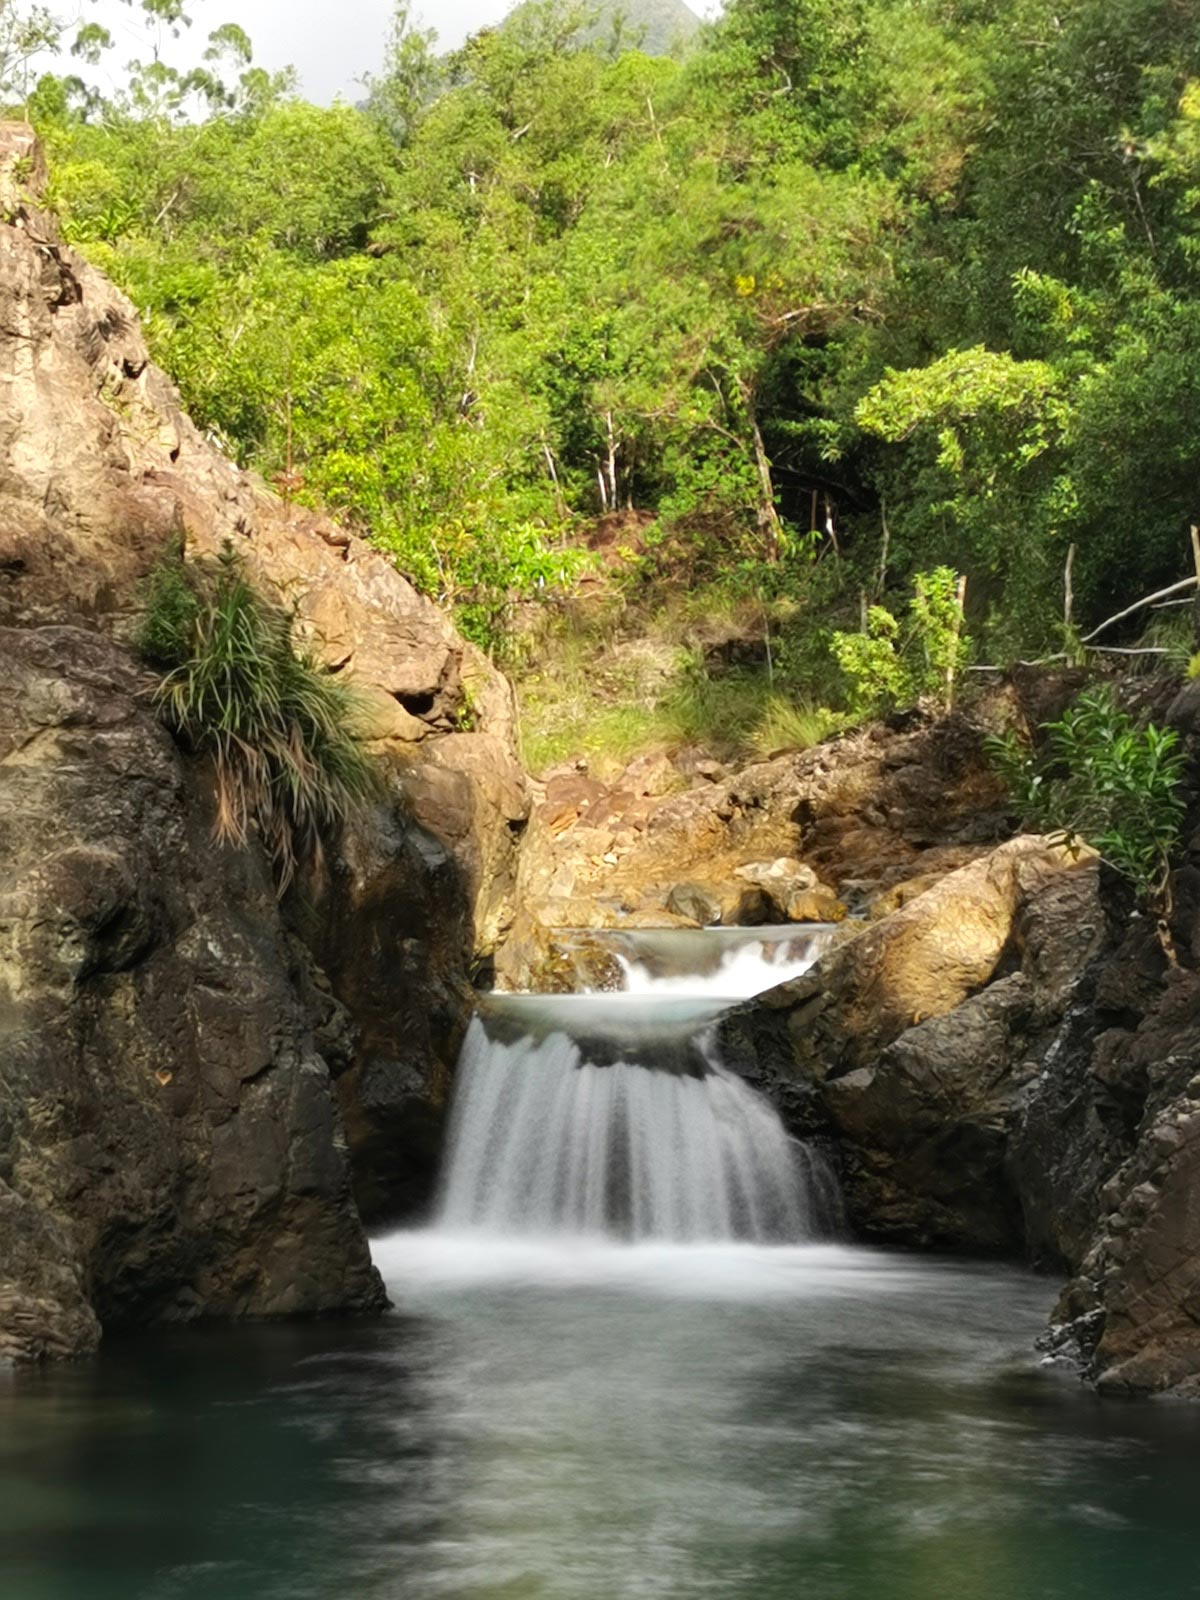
[137, 543, 379, 892]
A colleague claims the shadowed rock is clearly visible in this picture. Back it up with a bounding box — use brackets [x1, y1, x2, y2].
[0, 628, 386, 1359]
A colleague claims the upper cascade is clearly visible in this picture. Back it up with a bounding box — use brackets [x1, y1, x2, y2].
[605, 924, 838, 999]
[433, 924, 841, 1244]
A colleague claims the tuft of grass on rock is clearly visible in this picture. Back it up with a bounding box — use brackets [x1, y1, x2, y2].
[137, 543, 379, 892]
[747, 695, 846, 759]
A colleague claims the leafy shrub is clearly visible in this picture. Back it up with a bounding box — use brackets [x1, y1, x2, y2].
[830, 605, 908, 716]
[440, 521, 593, 661]
[137, 545, 378, 891]
[986, 688, 1186, 901]
[830, 567, 970, 717]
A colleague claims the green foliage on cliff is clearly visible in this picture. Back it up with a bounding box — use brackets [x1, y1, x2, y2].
[19, 0, 1200, 675]
[988, 690, 1187, 901]
[138, 546, 378, 891]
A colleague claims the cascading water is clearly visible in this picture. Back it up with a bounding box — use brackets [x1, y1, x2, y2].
[610, 922, 836, 998]
[434, 926, 841, 1244]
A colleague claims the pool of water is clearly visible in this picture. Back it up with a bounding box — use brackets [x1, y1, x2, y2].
[2, 1237, 1199, 1600]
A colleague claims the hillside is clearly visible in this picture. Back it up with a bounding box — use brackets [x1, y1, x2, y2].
[587, 0, 702, 54]
[506, 0, 702, 55]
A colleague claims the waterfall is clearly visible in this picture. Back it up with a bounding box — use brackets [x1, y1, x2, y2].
[610, 923, 837, 998]
[435, 928, 841, 1245]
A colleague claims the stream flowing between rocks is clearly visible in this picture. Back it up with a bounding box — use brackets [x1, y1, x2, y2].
[3, 929, 1199, 1600]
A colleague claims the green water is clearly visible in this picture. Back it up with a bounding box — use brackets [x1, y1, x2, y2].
[2, 1237, 1198, 1600]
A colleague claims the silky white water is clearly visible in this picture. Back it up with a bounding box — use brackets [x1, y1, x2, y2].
[609, 922, 838, 998]
[433, 925, 839, 1244]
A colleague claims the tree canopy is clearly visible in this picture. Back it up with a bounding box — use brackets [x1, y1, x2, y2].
[15, 0, 1200, 659]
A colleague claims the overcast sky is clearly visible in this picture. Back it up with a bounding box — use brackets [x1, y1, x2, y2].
[77, 1, 715, 106]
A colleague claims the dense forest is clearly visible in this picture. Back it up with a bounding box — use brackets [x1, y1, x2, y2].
[10, 0, 1200, 759]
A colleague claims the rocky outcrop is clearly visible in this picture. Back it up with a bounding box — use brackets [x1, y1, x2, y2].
[0, 122, 526, 1356]
[0, 628, 386, 1360]
[498, 711, 1007, 988]
[721, 703, 1200, 1398]
[722, 837, 1106, 1253]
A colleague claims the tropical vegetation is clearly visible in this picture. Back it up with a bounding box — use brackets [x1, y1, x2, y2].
[8, 0, 1200, 784]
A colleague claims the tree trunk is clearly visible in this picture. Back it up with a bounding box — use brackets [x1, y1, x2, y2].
[749, 408, 782, 563]
[605, 411, 618, 510]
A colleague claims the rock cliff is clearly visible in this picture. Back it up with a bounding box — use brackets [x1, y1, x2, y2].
[0, 123, 526, 1357]
[0, 628, 386, 1359]
[723, 717, 1200, 1395]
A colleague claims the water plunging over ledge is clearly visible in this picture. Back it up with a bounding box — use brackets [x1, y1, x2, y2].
[605, 921, 838, 997]
[5, 930, 1200, 1598]
[433, 924, 841, 1244]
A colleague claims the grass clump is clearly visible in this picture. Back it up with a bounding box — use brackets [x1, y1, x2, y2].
[747, 695, 845, 760]
[137, 543, 378, 892]
[520, 638, 846, 777]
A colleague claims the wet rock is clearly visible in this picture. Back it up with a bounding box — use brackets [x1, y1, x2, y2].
[288, 800, 472, 1226]
[0, 1186, 100, 1364]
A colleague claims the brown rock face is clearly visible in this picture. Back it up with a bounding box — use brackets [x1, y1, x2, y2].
[722, 838, 1105, 1254]
[0, 124, 527, 1352]
[0, 628, 386, 1360]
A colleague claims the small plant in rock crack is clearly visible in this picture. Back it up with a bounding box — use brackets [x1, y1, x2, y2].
[986, 687, 1186, 904]
[137, 541, 380, 892]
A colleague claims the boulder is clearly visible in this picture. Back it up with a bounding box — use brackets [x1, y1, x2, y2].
[733, 857, 818, 895]
[786, 887, 847, 923]
[665, 881, 722, 926]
